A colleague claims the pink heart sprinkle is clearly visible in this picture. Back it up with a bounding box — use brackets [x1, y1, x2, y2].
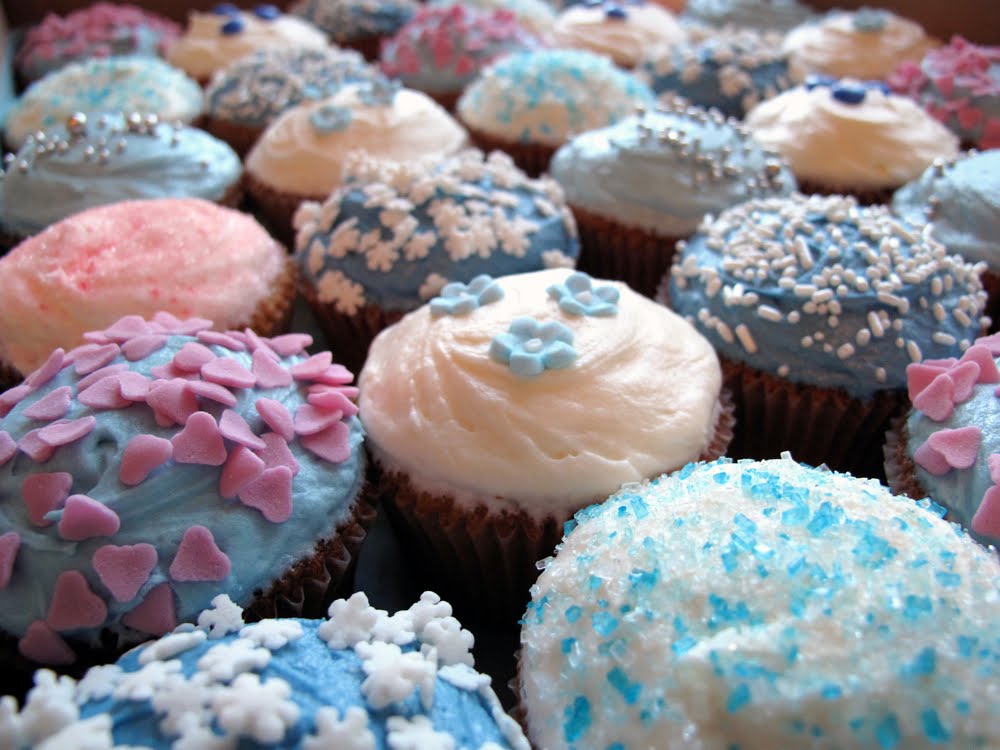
[219, 444, 265, 499]
[122, 583, 176, 636]
[0, 384, 35, 418]
[202, 358, 256, 389]
[294, 403, 342, 436]
[72, 343, 121, 376]
[912, 373, 955, 422]
[0, 531, 21, 589]
[146, 379, 199, 426]
[913, 440, 951, 476]
[18, 621, 75, 665]
[173, 342, 217, 373]
[925, 426, 982, 470]
[152, 313, 212, 336]
[59, 495, 121, 540]
[78, 375, 130, 410]
[256, 399, 294, 441]
[171, 411, 227, 466]
[92, 543, 158, 602]
[22, 387, 72, 421]
[972, 485, 1000, 539]
[238, 466, 294, 523]
[947, 361, 981, 403]
[289, 352, 333, 381]
[118, 372, 152, 402]
[100, 315, 152, 342]
[300, 421, 351, 464]
[959, 344, 1000, 384]
[18, 430, 54, 463]
[923, 357, 958, 368]
[80, 332, 113, 345]
[307, 387, 359, 417]
[226, 331, 250, 346]
[974, 332, 1000, 354]
[241, 328, 271, 356]
[121, 334, 168, 361]
[0, 432, 16, 466]
[312, 364, 354, 386]
[197, 330, 246, 351]
[169, 525, 231, 581]
[218, 409, 265, 450]
[22, 472, 72, 526]
[268, 333, 312, 357]
[38, 416, 96, 447]
[24, 348, 65, 389]
[46, 570, 107, 631]
[78, 363, 129, 392]
[149, 362, 200, 381]
[988, 454, 1000, 485]
[252, 348, 292, 389]
[150, 311, 182, 331]
[906, 363, 949, 402]
[187, 380, 237, 407]
[120, 434, 173, 486]
[255, 432, 300, 476]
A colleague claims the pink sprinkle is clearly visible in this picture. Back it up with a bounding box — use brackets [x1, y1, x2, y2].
[252, 348, 292, 389]
[46, 570, 107, 631]
[972, 485, 1000, 539]
[238, 466, 294, 523]
[268, 333, 312, 357]
[18, 621, 75, 665]
[294, 403, 343, 436]
[255, 432, 300, 476]
[22, 472, 72, 526]
[171, 317, 214, 336]
[219, 444, 265, 498]
[119, 434, 173, 486]
[958, 103, 985, 129]
[22, 387, 72, 421]
[289, 352, 333, 381]
[78, 363, 129, 392]
[256, 398, 294, 441]
[0, 384, 35, 418]
[78, 375, 130, 410]
[959, 344, 1000, 383]
[905, 362, 949, 401]
[81, 332, 113, 345]
[171, 411, 227, 466]
[197, 330, 246, 351]
[18, 430, 54, 462]
[0, 532, 21, 589]
[0, 432, 16, 466]
[149, 362, 200, 381]
[974, 332, 1000, 354]
[913, 441, 951, 475]
[312, 364, 354, 386]
[121, 334, 168, 361]
[925, 426, 982, 470]
[186, 380, 237, 407]
[219, 409, 266, 450]
[24, 348, 66, 389]
[58, 494, 121, 540]
[947, 361, 980, 403]
[71, 343, 121, 375]
[169, 525, 231, 581]
[300, 421, 351, 464]
[202, 358, 256, 389]
[92, 543, 158, 602]
[241, 328, 272, 356]
[100, 315, 152, 342]
[38, 416, 97, 447]
[121, 583, 176, 636]
[173, 342, 217, 372]
[118, 371, 152, 402]
[308, 387, 359, 417]
[146, 379, 199, 426]
[912, 373, 955, 422]
[988, 454, 1000, 484]
[922, 357, 958, 368]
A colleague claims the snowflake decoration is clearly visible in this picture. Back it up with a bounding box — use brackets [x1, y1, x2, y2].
[213, 673, 300, 744]
[852, 7, 888, 31]
[495, 213, 538, 257]
[113, 659, 182, 701]
[371, 610, 417, 646]
[386, 715, 455, 750]
[407, 591, 454, 635]
[139, 630, 207, 665]
[542, 249, 576, 269]
[196, 639, 271, 683]
[489, 317, 578, 377]
[419, 273, 449, 301]
[319, 592, 382, 649]
[151, 673, 219, 737]
[34, 715, 113, 750]
[240, 620, 304, 651]
[547, 272, 619, 317]
[293, 200, 321, 237]
[316, 270, 366, 314]
[403, 230, 435, 261]
[429, 275, 504, 318]
[18, 670, 79, 747]
[420, 616, 474, 667]
[196, 594, 245, 639]
[326, 217, 361, 259]
[308, 238, 328, 275]
[718, 64, 752, 97]
[438, 663, 491, 692]
[303, 707, 375, 750]
[364, 235, 400, 272]
[355, 641, 436, 710]
[0, 695, 22, 750]
[172, 715, 237, 750]
[74, 665, 123, 703]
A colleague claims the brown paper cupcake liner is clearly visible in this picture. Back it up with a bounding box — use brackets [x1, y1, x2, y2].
[244, 171, 321, 248]
[462, 125, 557, 178]
[341, 35, 383, 63]
[570, 204, 683, 298]
[884, 419, 930, 501]
[796, 180, 894, 206]
[429, 90, 461, 114]
[201, 116, 263, 158]
[980, 268, 1000, 333]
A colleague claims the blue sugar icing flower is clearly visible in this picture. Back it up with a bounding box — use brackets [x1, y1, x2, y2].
[309, 104, 353, 134]
[852, 7, 888, 32]
[358, 78, 401, 107]
[489, 317, 577, 377]
[547, 272, 619, 317]
[430, 275, 504, 317]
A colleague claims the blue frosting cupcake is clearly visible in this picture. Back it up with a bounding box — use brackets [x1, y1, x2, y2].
[289, 0, 417, 59]
[682, 0, 816, 33]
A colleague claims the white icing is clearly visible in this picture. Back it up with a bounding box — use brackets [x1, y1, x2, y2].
[550, 4, 686, 69]
[211, 673, 300, 744]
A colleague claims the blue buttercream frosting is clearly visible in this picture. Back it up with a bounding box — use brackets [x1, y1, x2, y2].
[682, 0, 816, 32]
[289, 0, 416, 42]
[0, 113, 242, 238]
[668, 194, 987, 399]
[293, 149, 580, 314]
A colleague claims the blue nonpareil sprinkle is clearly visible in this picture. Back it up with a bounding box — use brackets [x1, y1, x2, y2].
[629, 567, 659, 591]
[592, 611, 619, 637]
[721, 550, 739, 572]
[727, 683, 751, 712]
[606, 666, 642, 704]
[589, 574, 603, 591]
[565, 605, 582, 623]
[672, 635, 697, 655]
[757, 564, 770, 578]
[902, 647, 937, 679]
[561, 637, 576, 654]
[903, 595, 933, 620]
[714, 471, 728, 484]
[921, 709, 952, 742]
[673, 615, 686, 634]
[875, 714, 901, 749]
[563, 696, 591, 743]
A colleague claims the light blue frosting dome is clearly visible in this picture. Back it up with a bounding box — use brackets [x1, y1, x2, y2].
[0, 113, 242, 238]
[289, 0, 417, 42]
[549, 100, 796, 237]
[682, 0, 817, 32]
[668, 194, 987, 399]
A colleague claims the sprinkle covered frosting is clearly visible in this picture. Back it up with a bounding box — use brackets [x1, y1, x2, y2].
[668, 194, 987, 398]
[520, 456, 1000, 750]
[0, 592, 529, 749]
[293, 149, 579, 314]
[430, 0, 556, 35]
[290, 0, 417, 43]
[0, 315, 365, 664]
[681, 0, 816, 33]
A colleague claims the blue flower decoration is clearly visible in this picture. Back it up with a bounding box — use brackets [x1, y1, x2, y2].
[605, 5, 628, 19]
[220, 17, 244, 34]
[254, 4, 280, 20]
[489, 317, 577, 377]
[430, 275, 504, 318]
[212, 3, 239, 15]
[547, 272, 619, 317]
[852, 8, 888, 32]
[358, 79, 401, 107]
[805, 76, 891, 106]
[309, 104, 353, 134]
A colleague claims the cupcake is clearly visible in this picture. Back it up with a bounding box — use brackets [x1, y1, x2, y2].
[549, 99, 796, 297]
[681, 0, 816, 33]
[290, 0, 418, 61]
[889, 36, 1000, 151]
[294, 149, 581, 372]
[165, 5, 329, 85]
[638, 28, 794, 119]
[0, 199, 295, 384]
[431, 0, 556, 37]
[203, 46, 389, 156]
[744, 77, 960, 203]
[3, 57, 202, 150]
[457, 49, 656, 176]
[380, 4, 545, 112]
[783, 8, 939, 83]
[0, 314, 370, 674]
[549, 0, 687, 70]
[359, 267, 733, 620]
[520, 456, 1000, 750]
[0, 113, 242, 246]
[667, 193, 987, 479]
[245, 80, 466, 244]
[14, 3, 181, 86]
[2, 592, 527, 749]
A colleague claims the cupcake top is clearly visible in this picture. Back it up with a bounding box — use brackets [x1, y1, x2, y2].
[744, 77, 960, 192]
[456, 49, 656, 146]
[520, 456, 1000, 750]
[0, 113, 242, 239]
[165, 5, 329, 82]
[2, 592, 528, 749]
[0, 315, 364, 663]
[431, 0, 557, 36]
[290, 0, 418, 44]
[889, 36, 1000, 151]
[893, 150, 1000, 271]
[0, 199, 289, 375]
[783, 8, 939, 83]
[294, 149, 580, 314]
[380, 4, 545, 96]
[549, 100, 796, 237]
[682, 0, 816, 32]
[549, 0, 687, 69]
[205, 46, 386, 130]
[359, 268, 723, 518]
[14, 2, 181, 84]
[668, 194, 987, 399]
[639, 28, 793, 118]
[3, 57, 203, 150]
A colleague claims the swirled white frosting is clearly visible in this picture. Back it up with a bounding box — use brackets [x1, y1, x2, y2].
[550, 4, 687, 69]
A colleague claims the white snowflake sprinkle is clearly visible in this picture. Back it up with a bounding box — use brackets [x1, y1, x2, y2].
[151, 673, 219, 737]
[213, 673, 300, 744]
[196, 639, 271, 683]
[542, 249, 575, 269]
[319, 592, 381, 649]
[326, 217, 361, 259]
[18, 671, 79, 746]
[318, 199, 341, 233]
[171, 714, 237, 750]
[420, 616, 474, 667]
[438, 663, 490, 692]
[356, 641, 436, 710]
[316, 270, 366, 314]
[418, 273, 449, 301]
[364, 237, 400, 272]
[386, 715, 455, 750]
[308, 239, 328, 275]
[303, 706, 375, 750]
[239, 620, 304, 651]
[371, 610, 417, 646]
[139, 630, 207, 665]
[113, 660, 182, 701]
[408, 592, 453, 635]
[74, 665, 123, 704]
[293, 201, 321, 233]
[196, 595, 245, 639]
[403, 231, 436, 261]
[0, 695, 23, 750]
[35, 714, 113, 750]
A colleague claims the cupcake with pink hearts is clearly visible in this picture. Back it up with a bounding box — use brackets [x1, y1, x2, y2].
[0, 313, 372, 677]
